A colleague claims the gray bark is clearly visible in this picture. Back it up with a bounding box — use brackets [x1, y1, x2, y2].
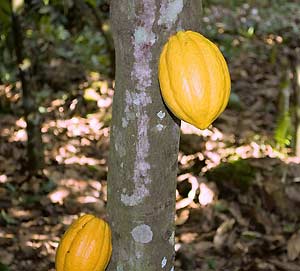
[107, 1, 202, 270]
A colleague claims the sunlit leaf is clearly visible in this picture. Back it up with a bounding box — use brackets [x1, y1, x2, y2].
[85, 0, 97, 8]
[274, 112, 291, 147]
[12, 0, 24, 13]
[19, 58, 31, 71]
[84, 88, 101, 102]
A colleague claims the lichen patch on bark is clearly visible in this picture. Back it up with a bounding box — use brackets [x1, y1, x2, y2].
[158, 0, 184, 30]
[156, 124, 165, 131]
[169, 231, 175, 245]
[156, 110, 166, 131]
[114, 126, 126, 157]
[122, 90, 136, 128]
[131, 3, 156, 91]
[161, 257, 167, 268]
[131, 224, 153, 244]
[157, 110, 166, 119]
[120, 0, 157, 207]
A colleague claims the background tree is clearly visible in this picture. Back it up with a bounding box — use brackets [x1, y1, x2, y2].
[0, 0, 44, 174]
[8, 0, 45, 174]
[107, 0, 202, 270]
[0, 0, 113, 175]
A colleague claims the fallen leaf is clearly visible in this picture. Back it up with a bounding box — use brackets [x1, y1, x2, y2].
[287, 231, 300, 260]
[213, 218, 235, 251]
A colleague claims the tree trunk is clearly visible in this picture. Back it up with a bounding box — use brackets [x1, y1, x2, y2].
[11, 8, 44, 174]
[293, 54, 300, 156]
[107, 1, 202, 270]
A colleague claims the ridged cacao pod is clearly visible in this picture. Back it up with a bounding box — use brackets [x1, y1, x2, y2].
[159, 30, 231, 129]
[55, 214, 112, 271]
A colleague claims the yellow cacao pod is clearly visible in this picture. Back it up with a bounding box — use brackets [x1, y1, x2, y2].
[55, 214, 112, 271]
[159, 30, 231, 129]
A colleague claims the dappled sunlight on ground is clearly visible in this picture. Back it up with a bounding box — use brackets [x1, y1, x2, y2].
[181, 120, 291, 173]
[1, 72, 300, 269]
[1, 71, 300, 269]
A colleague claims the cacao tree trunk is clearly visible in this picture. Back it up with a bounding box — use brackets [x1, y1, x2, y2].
[107, 1, 202, 270]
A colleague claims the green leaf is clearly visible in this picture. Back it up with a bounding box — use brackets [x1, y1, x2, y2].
[274, 112, 292, 147]
[228, 92, 243, 110]
[41, 179, 56, 193]
[0, 9, 11, 27]
[207, 258, 216, 270]
[85, 0, 97, 8]
[0, 210, 17, 225]
[0, 262, 10, 271]
[0, 0, 11, 15]
[5, 183, 16, 193]
[0, 0, 11, 28]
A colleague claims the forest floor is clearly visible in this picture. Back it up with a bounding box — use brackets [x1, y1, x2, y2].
[1, 4, 300, 271]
